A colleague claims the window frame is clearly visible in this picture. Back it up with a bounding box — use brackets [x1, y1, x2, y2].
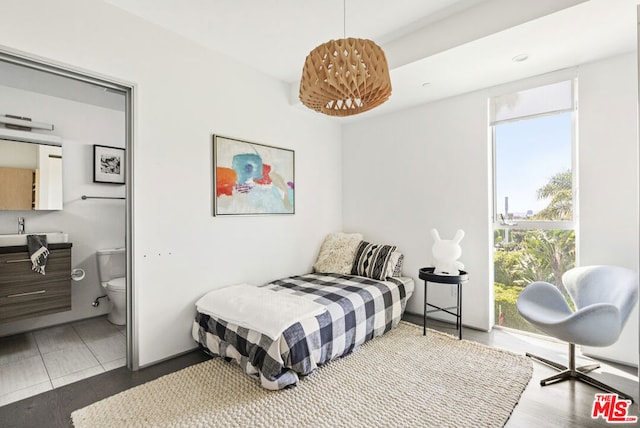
[491, 78, 578, 233]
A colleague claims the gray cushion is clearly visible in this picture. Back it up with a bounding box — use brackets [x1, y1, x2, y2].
[516, 265, 638, 347]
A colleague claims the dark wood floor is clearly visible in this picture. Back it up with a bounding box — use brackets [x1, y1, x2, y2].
[1, 315, 638, 427]
[404, 314, 640, 427]
[0, 350, 210, 428]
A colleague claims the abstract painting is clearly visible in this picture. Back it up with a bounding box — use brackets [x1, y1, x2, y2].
[93, 145, 125, 184]
[213, 135, 295, 215]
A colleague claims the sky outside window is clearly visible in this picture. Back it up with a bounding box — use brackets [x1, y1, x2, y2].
[495, 112, 572, 218]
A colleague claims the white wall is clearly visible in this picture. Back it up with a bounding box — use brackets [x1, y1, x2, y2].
[342, 91, 493, 331]
[0, 85, 125, 336]
[1, 0, 635, 368]
[343, 53, 639, 365]
[578, 53, 639, 365]
[0, 0, 342, 366]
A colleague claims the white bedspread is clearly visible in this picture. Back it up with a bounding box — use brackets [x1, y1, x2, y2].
[195, 283, 327, 340]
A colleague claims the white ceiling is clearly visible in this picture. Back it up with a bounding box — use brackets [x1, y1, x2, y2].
[104, 0, 490, 83]
[101, 0, 637, 121]
[0, 61, 127, 111]
[1, 0, 637, 121]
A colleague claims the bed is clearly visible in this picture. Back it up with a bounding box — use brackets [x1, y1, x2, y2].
[192, 271, 414, 390]
[192, 233, 413, 389]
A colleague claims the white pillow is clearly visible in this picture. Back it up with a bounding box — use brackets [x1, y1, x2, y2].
[385, 251, 404, 277]
[313, 232, 363, 274]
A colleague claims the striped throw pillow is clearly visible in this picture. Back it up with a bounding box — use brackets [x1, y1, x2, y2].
[351, 241, 397, 280]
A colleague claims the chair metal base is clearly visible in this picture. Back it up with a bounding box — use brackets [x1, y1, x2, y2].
[526, 343, 634, 403]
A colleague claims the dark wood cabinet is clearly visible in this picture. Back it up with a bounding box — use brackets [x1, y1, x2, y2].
[0, 246, 71, 323]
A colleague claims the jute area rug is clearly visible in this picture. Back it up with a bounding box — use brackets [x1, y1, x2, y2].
[71, 321, 532, 428]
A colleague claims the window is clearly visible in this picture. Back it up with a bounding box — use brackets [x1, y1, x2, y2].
[491, 79, 577, 333]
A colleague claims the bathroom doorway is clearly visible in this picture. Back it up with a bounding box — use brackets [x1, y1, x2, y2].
[0, 49, 135, 406]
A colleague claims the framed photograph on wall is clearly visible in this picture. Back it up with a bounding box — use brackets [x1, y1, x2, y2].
[213, 135, 295, 216]
[93, 145, 125, 184]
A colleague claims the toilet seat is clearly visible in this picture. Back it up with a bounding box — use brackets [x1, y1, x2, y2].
[106, 277, 126, 292]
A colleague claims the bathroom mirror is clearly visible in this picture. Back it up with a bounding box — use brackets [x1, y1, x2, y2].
[0, 139, 63, 210]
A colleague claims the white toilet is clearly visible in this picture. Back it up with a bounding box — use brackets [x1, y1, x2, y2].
[96, 247, 126, 325]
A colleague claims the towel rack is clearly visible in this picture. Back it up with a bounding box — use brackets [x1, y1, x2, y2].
[81, 195, 126, 200]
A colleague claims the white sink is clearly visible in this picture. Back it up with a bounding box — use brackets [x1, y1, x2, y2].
[0, 232, 69, 247]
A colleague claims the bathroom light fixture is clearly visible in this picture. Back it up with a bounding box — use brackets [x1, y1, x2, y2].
[0, 114, 61, 145]
[299, 1, 392, 117]
[0, 115, 54, 131]
[0, 127, 61, 145]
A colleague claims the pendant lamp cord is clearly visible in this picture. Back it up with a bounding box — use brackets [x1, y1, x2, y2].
[343, 0, 346, 38]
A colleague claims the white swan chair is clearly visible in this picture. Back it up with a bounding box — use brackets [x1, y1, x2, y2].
[516, 265, 638, 401]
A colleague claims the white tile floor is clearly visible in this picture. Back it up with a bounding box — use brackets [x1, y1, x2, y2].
[0, 316, 126, 406]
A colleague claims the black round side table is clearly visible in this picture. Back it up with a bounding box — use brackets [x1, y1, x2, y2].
[419, 267, 469, 340]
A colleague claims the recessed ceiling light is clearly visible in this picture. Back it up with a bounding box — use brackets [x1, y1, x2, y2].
[512, 54, 529, 62]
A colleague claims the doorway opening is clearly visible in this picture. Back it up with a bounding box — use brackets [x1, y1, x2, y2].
[0, 49, 135, 406]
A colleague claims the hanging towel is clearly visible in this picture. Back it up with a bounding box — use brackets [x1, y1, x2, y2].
[27, 234, 49, 275]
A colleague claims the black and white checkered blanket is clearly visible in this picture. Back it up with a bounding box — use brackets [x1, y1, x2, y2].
[192, 272, 413, 390]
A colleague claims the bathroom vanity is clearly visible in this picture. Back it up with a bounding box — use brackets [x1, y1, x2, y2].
[0, 243, 72, 323]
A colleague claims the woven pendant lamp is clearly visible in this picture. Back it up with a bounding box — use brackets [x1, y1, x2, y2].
[299, 38, 391, 117]
[299, 0, 392, 117]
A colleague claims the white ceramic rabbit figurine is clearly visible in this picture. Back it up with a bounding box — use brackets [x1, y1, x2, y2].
[431, 228, 465, 275]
